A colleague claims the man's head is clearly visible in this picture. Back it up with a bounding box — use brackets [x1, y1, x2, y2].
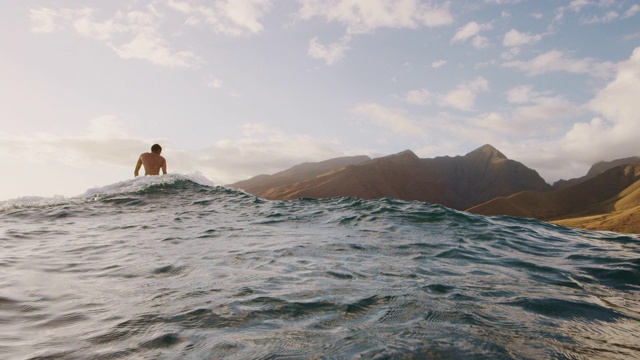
[151, 144, 162, 154]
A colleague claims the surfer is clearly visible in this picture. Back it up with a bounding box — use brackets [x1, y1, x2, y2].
[134, 144, 167, 176]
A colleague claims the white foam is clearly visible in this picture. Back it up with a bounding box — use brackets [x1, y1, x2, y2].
[0, 195, 74, 211]
[0, 173, 216, 210]
[80, 172, 215, 197]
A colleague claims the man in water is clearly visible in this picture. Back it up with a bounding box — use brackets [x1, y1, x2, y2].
[134, 144, 167, 176]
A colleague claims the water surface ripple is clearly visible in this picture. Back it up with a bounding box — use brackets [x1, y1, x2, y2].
[1, 175, 639, 359]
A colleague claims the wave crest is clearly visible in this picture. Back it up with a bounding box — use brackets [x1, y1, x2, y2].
[0, 173, 217, 210]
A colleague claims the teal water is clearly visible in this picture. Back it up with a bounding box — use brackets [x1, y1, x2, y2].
[1, 175, 639, 359]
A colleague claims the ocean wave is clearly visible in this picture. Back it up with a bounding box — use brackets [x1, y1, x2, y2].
[1, 178, 640, 358]
[0, 173, 224, 211]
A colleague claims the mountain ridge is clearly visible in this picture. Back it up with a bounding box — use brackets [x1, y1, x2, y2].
[229, 146, 640, 233]
[231, 144, 551, 210]
[467, 163, 640, 233]
[552, 156, 640, 189]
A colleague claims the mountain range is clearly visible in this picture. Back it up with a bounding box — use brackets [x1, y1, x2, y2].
[229, 145, 640, 234]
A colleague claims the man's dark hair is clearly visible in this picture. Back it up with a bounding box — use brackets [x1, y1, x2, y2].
[151, 144, 162, 152]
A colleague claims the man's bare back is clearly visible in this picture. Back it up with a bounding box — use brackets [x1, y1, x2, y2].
[134, 144, 167, 176]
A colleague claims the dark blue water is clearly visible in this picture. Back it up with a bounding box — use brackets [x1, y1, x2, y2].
[1, 175, 639, 359]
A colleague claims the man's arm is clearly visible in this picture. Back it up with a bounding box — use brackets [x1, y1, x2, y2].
[161, 157, 167, 175]
[134, 157, 143, 177]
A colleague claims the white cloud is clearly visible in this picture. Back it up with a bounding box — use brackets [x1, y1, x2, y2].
[451, 21, 478, 42]
[503, 50, 615, 79]
[0, 117, 154, 168]
[29, 1, 273, 67]
[405, 89, 432, 105]
[432, 60, 447, 68]
[472, 112, 517, 134]
[403, 78, 491, 113]
[451, 21, 492, 42]
[199, 123, 346, 182]
[513, 96, 581, 125]
[471, 36, 490, 49]
[581, 11, 618, 24]
[497, 47, 640, 181]
[589, 47, 640, 126]
[308, 37, 350, 65]
[439, 77, 489, 111]
[569, 0, 590, 12]
[352, 103, 424, 136]
[111, 33, 200, 67]
[506, 85, 537, 104]
[451, 21, 493, 49]
[470, 86, 581, 137]
[440, 89, 477, 111]
[298, 1, 452, 64]
[624, 4, 640, 18]
[0, 117, 350, 192]
[297, 0, 453, 35]
[167, 0, 272, 36]
[503, 29, 542, 47]
[29, 5, 202, 67]
[29, 7, 64, 33]
[206, 76, 223, 89]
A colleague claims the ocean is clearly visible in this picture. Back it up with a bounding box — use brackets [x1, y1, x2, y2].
[1, 174, 639, 359]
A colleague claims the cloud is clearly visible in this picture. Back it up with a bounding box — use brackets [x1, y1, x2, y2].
[199, 123, 347, 182]
[405, 77, 490, 111]
[405, 89, 432, 105]
[297, 0, 453, 35]
[431, 60, 447, 68]
[451, 22, 481, 42]
[624, 4, 640, 18]
[0, 117, 350, 188]
[554, 0, 628, 26]
[308, 37, 350, 65]
[581, 11, 618, 24]
[451, 21, 493, 49]
[496, 47, 640, 181]
[298, 0, 452, 63]
[512, 96, 582, 126]
[0, 116, 154, 168]
[206, 76, 223, 89]
[111, 33, 201, 67]
[503, 50, 615, 79]
[352, 103, 425, 136]
[29, 5, 202, 67]
[439, 77, 489, 111]
[502, 29, 542, 47]
[588, 47, 640, 126]
[166, 0, 272, 36]
[506, 85, 538, 104]
[29, 7, 66, 33]
[568, 0, 590, 12]
[469, 85, 582, 137]
[29, 1, 273, 67]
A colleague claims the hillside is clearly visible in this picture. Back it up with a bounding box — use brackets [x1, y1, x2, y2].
[467, 163, 640, 233]
[423, 144, 551, 205]
[232, 144, 551, 210]
[553, 156, 640, 189]
[229, 155, 370, 194]
[260, 150, 471, 209]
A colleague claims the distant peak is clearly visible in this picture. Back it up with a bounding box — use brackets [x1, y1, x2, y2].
[467, 144, 507, 160]
[375, 150, 420, 164]
[388, 150, 419, 160]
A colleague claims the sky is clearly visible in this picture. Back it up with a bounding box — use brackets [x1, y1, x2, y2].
[1, 0, 640, 201]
